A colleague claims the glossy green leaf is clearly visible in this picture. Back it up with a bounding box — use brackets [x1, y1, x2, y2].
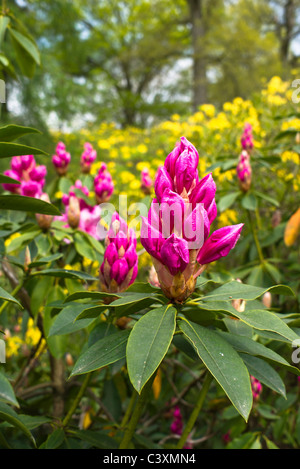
[70, 329, 130, 377]
[0, 402, 35, 446]
[218, 191, 240, 212]
[0, 195, 60, 215]
[0, 286, 22, 308]
[127, 304, 177, 393]
[0, 173, 20, 185]
[0, 142, 47, 158]
[0, 372, 19, 407]
[30, 268, 97, 282]
[9, 28, 40, 65]
[197, 280, 294, 302]
[0, 124, 41, 142]
[179, 318, 253, 421]
[64, 290, 120, 303]
[240, 354, 286, 398]
[48, 304, 97, 336]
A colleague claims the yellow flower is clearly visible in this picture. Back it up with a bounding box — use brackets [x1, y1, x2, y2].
[4, 232, 21, 248]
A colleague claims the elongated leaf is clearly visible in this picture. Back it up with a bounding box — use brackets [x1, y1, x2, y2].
[0, 402, 35, 445]
[9, 28, 40, 65]
[127, 304, 177, 393]
[31, 268, 97, 282]
[0, 16, 9, 48]
[0, 195, 60, 215]
[64, 290, 120, 303]
[240, 353, 286, 398]
[70, 329, 130, 377]
[69, 429, 118, 449]
[179, 318, 253, 421]
[48, 304, 97, 336]
[198, 281, 294, 302]
[110, 292, 164, 308]
[0, 124, 41, 142]
[0, 173, 20, 185]
[74, 304, 109, 321]
[0, 372, 19, 407]
[0, 286, 22, 308]
[0, 142, 47, 158]
[217, 331, 300, 375]
[218, 191, 240, 212]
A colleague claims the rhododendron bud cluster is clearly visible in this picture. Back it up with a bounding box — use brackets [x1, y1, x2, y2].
[52, 142, 71, 176]
[141, 167, 153, 195]
[141, 136, 243, 302]
[94, 163, 114, 204]
[80, 142, 97, 174]
[99, 212, 138, 293]
[250, 376, 262, 400]
[3, 154, 47, 198]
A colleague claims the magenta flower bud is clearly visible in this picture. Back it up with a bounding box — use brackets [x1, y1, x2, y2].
[29, 165, 47, 184]
[241, 123, 254, 151]
[52, 142, 71, 176]
[154, 166, 173, 201]
[190, 173, 216, 212]
[197, 224, 244, 265]
[78, 206, 101, 239]
[100, 213, 138, 293]
[2, 170, 21, 193]
[141, 168, 153, 195]
[13, 155, 35, 172]
[237, 150, 252, 192]
[160, 234, 189, 276]
[80, 142, 97, 174]
[94, 165, 114, 204]
[20, 180, 42, 198]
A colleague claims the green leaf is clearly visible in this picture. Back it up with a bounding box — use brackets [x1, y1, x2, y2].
[0, 195, 60, 215]
[64, 290, 120, 303]
[48, 304, 97, 336]
[241, 193, 257, 211]
[0, 372, 19, 407]
[0, 173, 20, 185]
[253, 190, 280, 207]
[241, 353, 286, 398]
[0, 142, 47, 158]
[30, 268, 97, 282]
[41, 428, 65, 449]
[0, 286, 22, 308]
[178, 318, 253, 421]
[0, 16, 10, 48]
[126, 304, 177, 393]
[0, 124, 41, 142]
[217, 331, 300, 376]
[110, 292, 164, 308]
[73, 304, 109, 321]
[28, 253, 63, 268]
[0, 402, 35, 446]
[70, 329, 130, 377]
[218, 191, 240, 212]
[69, 429, 118, 449]
[197, 280, 294, 302]
[9, 28, 40, 65]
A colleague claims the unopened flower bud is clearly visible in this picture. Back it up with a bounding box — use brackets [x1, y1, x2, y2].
[67, 196, 81, 228]
[262, 291, 272, 309]
[35, 193, 54, 230]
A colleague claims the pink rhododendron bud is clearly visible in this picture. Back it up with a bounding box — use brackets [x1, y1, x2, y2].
[141, 167, 153, 195]
[250, 376, 262, 400]
[99, 212, 138, 293]
[148, 265, 160, 287]
[67, 196, 81, 228]
[2, 170, 21, 193]
[141, 137, 244, 303]
[20, 180, 42, 198]
[52, 142, 71, 176]
[236, 150, 252, 192]
[94, 163, 114, 204]
[80, 142, 97, 174]
[241, 123, 254, 151]
[35, 193, 54, 230]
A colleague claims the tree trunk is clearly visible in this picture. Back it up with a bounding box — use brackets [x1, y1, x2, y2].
[279, 0, 296, 66]
[188, 0, 208, 111]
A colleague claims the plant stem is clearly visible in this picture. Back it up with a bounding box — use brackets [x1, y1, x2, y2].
[176, 371, 213, 449]
[247, 210, 264, 264]
[120, 389, 138, 430]
[119, 379, 153, 449]
[62, 372, 91, 427]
